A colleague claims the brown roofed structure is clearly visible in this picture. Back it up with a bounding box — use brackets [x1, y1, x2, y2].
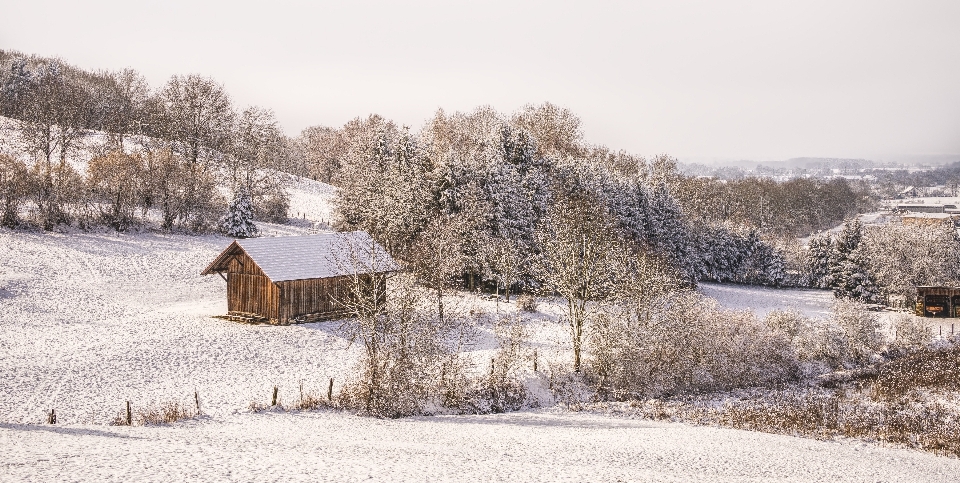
[202, 231, 397, 324]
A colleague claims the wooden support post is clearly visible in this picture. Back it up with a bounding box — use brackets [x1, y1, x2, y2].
[272, 386, 279, 406]
[327, 378, 334, 401]
[126, 401, 132, 426]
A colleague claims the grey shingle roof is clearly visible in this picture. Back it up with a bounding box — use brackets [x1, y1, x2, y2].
[204, 231, 398, 282]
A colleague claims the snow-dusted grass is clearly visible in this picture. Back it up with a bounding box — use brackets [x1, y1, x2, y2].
[4, 410, 960, 482]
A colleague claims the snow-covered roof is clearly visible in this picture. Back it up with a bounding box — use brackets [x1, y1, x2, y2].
[202, 231, 398, 282]
[902, 212, 952, 219]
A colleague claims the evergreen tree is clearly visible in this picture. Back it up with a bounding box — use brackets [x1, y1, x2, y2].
[828, 221, 879, 302]
[221, 188, 258, 238]
[805, 233, 833, 288]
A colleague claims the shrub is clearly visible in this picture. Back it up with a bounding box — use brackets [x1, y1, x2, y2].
[831, 299, 884, 363]
[872, 343, 960, 399]
[515, 294, 537, 312]
[589, 291, 798, 400]
[254, 190, 289, 223]
[891, 313, 932, 349]
[112, 400, 197, 426]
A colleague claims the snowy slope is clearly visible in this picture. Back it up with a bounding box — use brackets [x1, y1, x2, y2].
[0, 230, 359, 424]
[287, 176, 337, 224]
[4, 410, 960, 482]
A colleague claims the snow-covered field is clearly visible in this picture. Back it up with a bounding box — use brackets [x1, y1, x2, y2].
[4, 410, 960, 482]
[2, 201, 958, 479]
[699, 282, 835, 318]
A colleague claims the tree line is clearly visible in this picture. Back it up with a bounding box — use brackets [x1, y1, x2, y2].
[0, 49, 289, 231]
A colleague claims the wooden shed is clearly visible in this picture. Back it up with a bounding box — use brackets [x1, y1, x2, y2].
[201, 231, 397, 324]
[915, 286, 960, 318]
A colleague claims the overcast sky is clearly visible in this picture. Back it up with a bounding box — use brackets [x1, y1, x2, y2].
[2, 0, 958, 162]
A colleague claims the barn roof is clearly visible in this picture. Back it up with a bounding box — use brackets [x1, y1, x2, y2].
[201, 231, 399, 282]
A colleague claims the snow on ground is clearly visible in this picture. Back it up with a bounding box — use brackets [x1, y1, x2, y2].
[287, 176, 337, 225]
[699, 282, 835, 319]
[0, 228, 568, 425]
[0, 229, 359, 424]
[3, 226, 960, 479]
[4, 410, 960, 482]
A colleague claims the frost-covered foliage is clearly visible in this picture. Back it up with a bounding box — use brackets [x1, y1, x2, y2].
[803, 221, 879, 302]
[859, 222, 960, 303]
[332, 108, 699, 299]
[0, 153, 29, 226]
[589, 292, 798, 399]
[692, 223, 787, 286]
[672, 175, 869, 238]
[805, 220, 960, 305]
[220, 188, 258, 238]
[763, 301, 884, 369]
[891, 313, 932, 349]
[335, 273, 528, 418]
[0, 51, 288, 233]
[830, 298, 883, 364]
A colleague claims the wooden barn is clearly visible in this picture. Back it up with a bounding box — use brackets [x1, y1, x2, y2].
[201, 231, 397, 324]
[915, 286, 960, 318]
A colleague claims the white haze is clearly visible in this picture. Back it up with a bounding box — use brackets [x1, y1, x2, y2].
[1, 0, 958, 162]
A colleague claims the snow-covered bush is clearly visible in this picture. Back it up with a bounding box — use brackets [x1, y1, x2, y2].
[891, 313, 932, 349]
[254, 189, 289, 223]
[468, 315, 529, 413]
[589, 291, 798, 399]
[831, 298, 884, 363]
[765, 309, 807, 340]
[0, 153, 30, 227]
[794, 323, 849, 371]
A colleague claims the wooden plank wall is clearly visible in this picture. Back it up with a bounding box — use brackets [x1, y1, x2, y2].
[226, 252, 279, 320]
[278, 275, 353, 322]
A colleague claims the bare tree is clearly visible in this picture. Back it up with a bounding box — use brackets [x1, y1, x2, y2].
[410, 215, 469, 324]
[87, 151, 144, 231]
[536, 191, 624, 372]
[158, 74, 233, 166]
[0, 153, 30, 226]
[332, 234, 459, 417]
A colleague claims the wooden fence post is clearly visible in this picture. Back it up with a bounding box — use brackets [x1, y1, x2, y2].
[47, 409, 56, 424]
[272, 386, 279, 406]
[126, 401, 132, 426]
[533, 349, 538, 372]
[327, 378, 334, 401]
[195, 390, 201, 415]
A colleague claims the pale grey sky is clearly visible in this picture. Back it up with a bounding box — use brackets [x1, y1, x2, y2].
[2, 0, 958, 162]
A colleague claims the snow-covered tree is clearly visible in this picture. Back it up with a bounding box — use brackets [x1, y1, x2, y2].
[827, 221, 879, 303]
[220, 188, 258, 238]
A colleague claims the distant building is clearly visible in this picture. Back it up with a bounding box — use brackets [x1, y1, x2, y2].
[915, 287, 960, 318]
[895, 203, 958, 214]
[899, 186, 919, 198]
[201, 232, 398, 325]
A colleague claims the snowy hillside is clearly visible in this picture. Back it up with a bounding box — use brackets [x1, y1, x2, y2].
[5, 409, 960, 482]
[287, 175, 337, 225]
